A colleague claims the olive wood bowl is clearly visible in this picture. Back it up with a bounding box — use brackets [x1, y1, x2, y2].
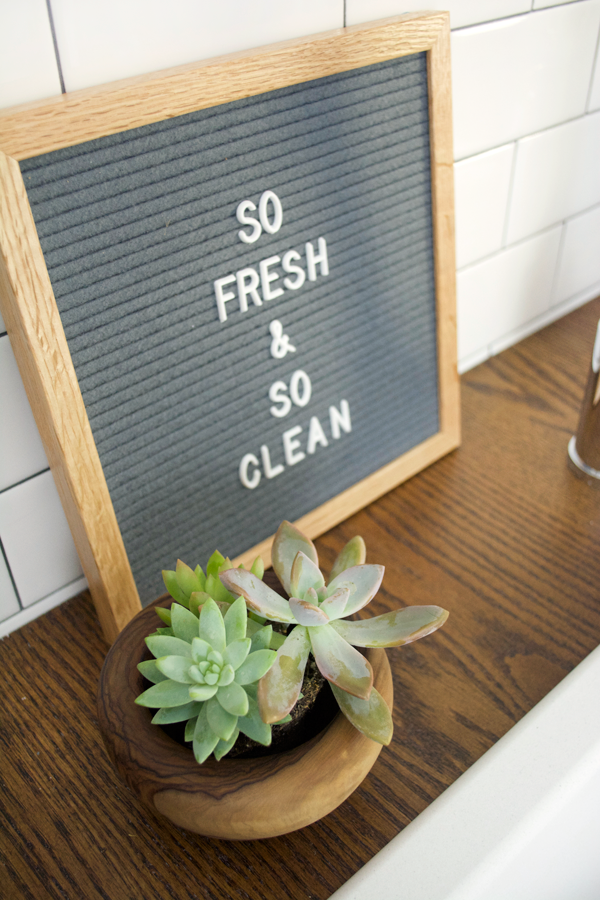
[97, 597, 393, 840]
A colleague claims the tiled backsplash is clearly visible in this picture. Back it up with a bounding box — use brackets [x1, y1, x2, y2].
[1, 0, 599, 634]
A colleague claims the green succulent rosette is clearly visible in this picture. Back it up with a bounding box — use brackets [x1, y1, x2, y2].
[220, 521, 449, 746]
[136, 596, 277, 763]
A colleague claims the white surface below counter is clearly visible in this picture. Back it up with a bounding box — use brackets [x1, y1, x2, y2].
[331, 643, 600, 900]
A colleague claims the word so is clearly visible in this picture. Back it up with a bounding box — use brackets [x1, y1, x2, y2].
[238, 400, 351, 490]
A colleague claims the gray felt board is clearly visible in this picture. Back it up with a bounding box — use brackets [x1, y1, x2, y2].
[20, 52, 439, 605]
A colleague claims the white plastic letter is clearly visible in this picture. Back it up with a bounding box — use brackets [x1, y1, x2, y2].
[214, 274, 237, 323]
[258, 191, 283, 234]
[290, 370, 312, 408]
[283, 425, 305, 466]
[329, 400, 351, 439]
[269, 381, 292, 418]
[261, 444, 284, 479]
[259, 256, 284, 301]
[236, 267, 262, 312]
[307, 416, 329, 454]
[282, 250, 306, 290]
[236, 200, 262, 244]
[305, 237, 329, 281]
[239, 453, 261, 489]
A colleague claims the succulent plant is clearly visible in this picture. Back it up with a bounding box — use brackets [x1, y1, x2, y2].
[220, 521, 448, 745]
[135, 596, 278, 763]
[160, 550, 264, 620]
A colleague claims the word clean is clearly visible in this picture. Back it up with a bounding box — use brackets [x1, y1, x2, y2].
[239, 400, 351, 490]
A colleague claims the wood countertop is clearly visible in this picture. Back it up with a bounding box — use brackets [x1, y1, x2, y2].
[2, 298, 599, 900]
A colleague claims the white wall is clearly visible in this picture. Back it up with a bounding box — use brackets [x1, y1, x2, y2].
[1, 0, 599, 634]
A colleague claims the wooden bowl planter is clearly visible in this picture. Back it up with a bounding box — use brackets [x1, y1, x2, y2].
[97, 598, 393, 840]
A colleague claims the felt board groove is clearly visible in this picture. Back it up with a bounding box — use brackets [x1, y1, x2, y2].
[14, 44, 449, 608]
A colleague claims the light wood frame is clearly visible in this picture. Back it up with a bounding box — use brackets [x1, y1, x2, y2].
[0, 13, 459, 643]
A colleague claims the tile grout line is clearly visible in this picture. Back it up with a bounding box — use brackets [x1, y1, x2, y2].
[501, 141, 520, 248]
[343, 0, 346, 29]
[549, 218, 569, 309]
[0, 467, 51, 496]
[585, 14, 600, 111]
[457, 197, 600, 275]
[45, 0, 66, 94]
[0, 538, 22, 611]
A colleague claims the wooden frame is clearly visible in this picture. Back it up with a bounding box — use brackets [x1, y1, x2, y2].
[0, 13, 459, 643]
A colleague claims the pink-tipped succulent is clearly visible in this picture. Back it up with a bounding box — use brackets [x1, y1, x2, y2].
[220, 521, 449, 745]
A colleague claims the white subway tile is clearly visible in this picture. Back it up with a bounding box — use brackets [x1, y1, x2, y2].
[452, 2, 600, 159]
[506, 113, 600, 244]
[0, 574, 87, 638]
[0, 337, 49, 493]
[0, 470, 83, 607]
[553, 204, 600, 304]
[533, 0, 580, 7]
[51, 0, 343, 92]
[0, 0, 61, 109]
[457, 226, 562, 358]
[346, 1, 530, 30]
[0, 552, 20, 621]
[455, 144, 514, 268]
[589, 45, 600, 111]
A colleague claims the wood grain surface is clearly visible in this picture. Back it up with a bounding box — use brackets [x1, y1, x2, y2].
[2, 298, 600, 899]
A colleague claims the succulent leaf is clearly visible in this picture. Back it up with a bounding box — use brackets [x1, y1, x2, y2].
[289, 596, 329, 626]
[329, 536, 366, 582]
[193, 705, 220, 764]
[175, 559, 204, 598]
[146, 634, 194, 660]
[238, 697, 271, 746]
[223, 638, 251, 671]
[189, 683, 218, 701]
[162, 569, 188, 606]
[206, 550, 226, 578]
[151, 701, 202, 725]
[206, 573, 235, 605]
[170, 603, 201, 643]
[194, 564, 206, 589]
[191, 637, 211, 662]
[249, 624, 273, 651]
[135, 679, 192, 708]
[224, 596, 248, 645]
[257, 626, 310, 723]
[137, 659, 168, 684]
[290, 551, 325, 598]
[319, 587, 350, 621]
[155, 655, 196, 683]
[217, 680, 249, 717]
[250, 556, 265, 579]
[185, 716, 198, 742]
[330, 683, 393, 745]
[326, 565, 385, 617]
[308, 624, 373, 700]
[155, 606, 172, 626]
[198, 598, 226, 654]
[189, 591, 212, 617]
[217, 665, 235, 686]
[214, 728, 240, 760]
[331, 605, 449, 647]
[219, 569, 295, 623]
[271, 520, 319, 596]
[206, 696, 238, 741]
[235, 649, 277, 684]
